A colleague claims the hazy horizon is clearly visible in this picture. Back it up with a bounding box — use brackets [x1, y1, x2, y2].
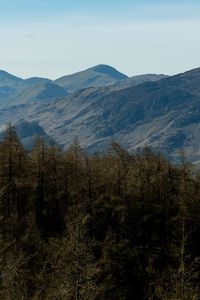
[0, 0, 200, 79]
[1, 63, 199, 81]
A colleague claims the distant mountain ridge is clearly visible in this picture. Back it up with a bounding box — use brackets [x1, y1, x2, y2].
[1, 64, 200, 164]
[0, 119, 53, 150]
[116, 74, 168, 89]
[0, 65, 166, 107]
[55, 64, 128, 92]
[0, 70, 23, 83]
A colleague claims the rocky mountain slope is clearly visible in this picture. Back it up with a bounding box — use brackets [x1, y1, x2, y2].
[115, 74, 168, 89]
[0, 65, 200, 164]
[55, 64, 128, 92]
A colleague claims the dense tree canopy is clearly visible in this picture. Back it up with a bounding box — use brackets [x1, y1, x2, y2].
[0, 125, 200, 299]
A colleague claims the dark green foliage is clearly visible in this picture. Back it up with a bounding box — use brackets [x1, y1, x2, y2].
[0, 127, 200, 299]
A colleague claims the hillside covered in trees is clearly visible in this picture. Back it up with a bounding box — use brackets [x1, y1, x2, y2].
[0, 125, 200, 299]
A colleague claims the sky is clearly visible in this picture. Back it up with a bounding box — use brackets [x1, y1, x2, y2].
[0, 0, 200, 79]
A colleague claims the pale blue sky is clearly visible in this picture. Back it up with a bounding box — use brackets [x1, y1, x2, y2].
[0, 0, 200, 78]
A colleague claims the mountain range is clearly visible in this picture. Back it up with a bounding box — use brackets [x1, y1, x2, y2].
[0, 64, 200, 164]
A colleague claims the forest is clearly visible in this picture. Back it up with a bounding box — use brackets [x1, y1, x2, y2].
[0, 125, 200, 300]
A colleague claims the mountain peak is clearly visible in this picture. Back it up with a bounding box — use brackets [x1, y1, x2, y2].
[55, 64, 128, 92]
[25, 77, 52, 85]
[89, 64, 124, 74]
[88, 64, 128, 80]
[0, 70, 23, 81]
